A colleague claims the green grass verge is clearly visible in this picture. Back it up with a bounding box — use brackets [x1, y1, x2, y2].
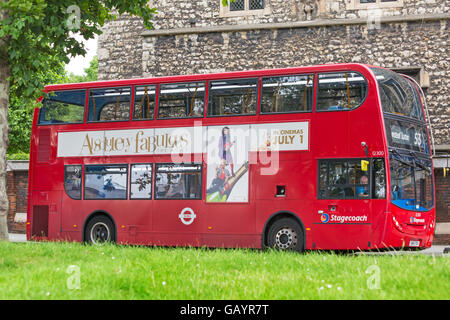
[0, 241, 448, 300]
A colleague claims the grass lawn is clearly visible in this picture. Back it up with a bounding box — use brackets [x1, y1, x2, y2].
[0, 241, 448, 300]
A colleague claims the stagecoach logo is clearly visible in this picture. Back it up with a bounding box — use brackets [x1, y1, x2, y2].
[410, 216, 425, 224]
[320, 213, 330, 223]
[321, 214, 368, 224]
[178, 207, 197, 225]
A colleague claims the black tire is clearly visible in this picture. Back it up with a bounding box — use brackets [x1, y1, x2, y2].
[84, 215, 115, 245]
[267, 217, 304, 252]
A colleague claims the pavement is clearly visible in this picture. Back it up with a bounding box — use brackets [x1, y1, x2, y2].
[7, 233, 449, 256]
[353, 245, 449, 256]
[8, 233, 27, 242]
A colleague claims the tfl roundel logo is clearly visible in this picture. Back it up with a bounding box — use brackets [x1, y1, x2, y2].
[178, 207, 197, 225]
[320, 213, 330, 223]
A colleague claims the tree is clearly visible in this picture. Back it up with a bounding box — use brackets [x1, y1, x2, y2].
[0, 1, 156, 240]
[7, 56, 99, 158]
[8, 61, 66, 158]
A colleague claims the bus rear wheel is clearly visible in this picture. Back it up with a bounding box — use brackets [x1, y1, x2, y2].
[85, 215, 115, 245]
[267, 217, 304, 252]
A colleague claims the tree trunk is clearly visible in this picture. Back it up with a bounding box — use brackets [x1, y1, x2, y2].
[0, 5, 10, 241]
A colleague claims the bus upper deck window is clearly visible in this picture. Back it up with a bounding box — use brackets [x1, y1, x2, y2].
[316, 72, 368, 111]
[133, 85, 156, 120]
[261, 74, 314, 114]
[39, 90, 86, 125]
[207, 78, 258, 116]
[157, 82, 205, 119]
[88, 87, 131, 122]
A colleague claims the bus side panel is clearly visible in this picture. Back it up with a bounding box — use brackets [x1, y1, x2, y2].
[254, 157, 315, 249]
[30, 190, 61, 240]
[152, 199, 204, 247]
[313, 224, 370, 250]
[369, 200, 390, 249]
[203, 203, 259, 248]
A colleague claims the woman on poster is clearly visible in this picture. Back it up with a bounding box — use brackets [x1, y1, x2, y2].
[218, 127, 235, 176]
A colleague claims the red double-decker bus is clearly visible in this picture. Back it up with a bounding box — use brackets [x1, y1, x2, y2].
[27, 63, 435, 251]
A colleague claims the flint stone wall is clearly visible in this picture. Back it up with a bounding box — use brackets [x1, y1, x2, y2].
[98, 0, 449, 145]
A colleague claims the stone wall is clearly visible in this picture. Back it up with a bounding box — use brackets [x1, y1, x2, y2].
[138, 0, 449, 28]
[98, 1, 449, 145]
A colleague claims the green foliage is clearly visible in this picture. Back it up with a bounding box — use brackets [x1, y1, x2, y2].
[0, 0, 156, 101]
[7, 61, 65, 155]
[5, 152, 29, 160]
[7, 104, 33, 155]
[84, 55, 98, 82]
[1, 1, 156, 156]
[222, 0, 235, 6]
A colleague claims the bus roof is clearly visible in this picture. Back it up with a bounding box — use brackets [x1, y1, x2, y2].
[45, 63, 379, 92]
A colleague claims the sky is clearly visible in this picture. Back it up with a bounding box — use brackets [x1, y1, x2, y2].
[65, 34, 98, 76]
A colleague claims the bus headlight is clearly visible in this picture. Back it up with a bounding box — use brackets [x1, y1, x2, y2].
[392, 216, 403, 231]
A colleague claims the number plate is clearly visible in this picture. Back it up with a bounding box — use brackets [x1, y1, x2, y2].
[409, 240, 420, 247]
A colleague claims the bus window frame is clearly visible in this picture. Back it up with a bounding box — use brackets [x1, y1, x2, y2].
[317, 158, 385, 200]
[156, 81, 207, 120]
[129, 163, 154, 200]
[64, 164, 83, 200]
[38, 89, 88, 126]
[259, 73, 315, 115]
[87, 86, 133, 123]
[206, 77, 260, 118]
[83, 164, 129, 200]
[153, 163, 203, 200]
[132, 84, 157, 122]
[383, 115, 431, 156]
[315, 71, 369, 113]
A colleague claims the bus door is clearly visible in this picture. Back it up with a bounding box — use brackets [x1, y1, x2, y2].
[61, 165, 84, 241]
[313, 159, 374, 249]
[152, 163, 204, 247]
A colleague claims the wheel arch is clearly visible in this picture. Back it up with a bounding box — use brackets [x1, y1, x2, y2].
[262, 211, 306, 251]
[82, 210, 117, 243]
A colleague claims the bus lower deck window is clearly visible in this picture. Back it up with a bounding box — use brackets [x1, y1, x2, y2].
[130, 164, 153, 199]
[64, 165, 82, 199]
[319, 158, 386, 200]
[155, 164, 202, 200]
[84, 165, 128, 200]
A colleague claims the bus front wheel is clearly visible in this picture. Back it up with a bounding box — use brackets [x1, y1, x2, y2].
[84, 215, 115, 245]
[267, 217, 304, 252]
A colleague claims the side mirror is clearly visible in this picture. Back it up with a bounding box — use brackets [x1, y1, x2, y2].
[361, 141, 369, 157]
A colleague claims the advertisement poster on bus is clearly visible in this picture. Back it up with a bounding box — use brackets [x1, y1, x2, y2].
[206, 124, 250, 203]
